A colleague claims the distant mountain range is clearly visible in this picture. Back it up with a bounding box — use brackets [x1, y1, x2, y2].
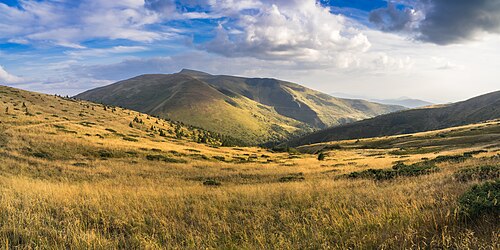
[75, 69, 404, 144]
[286, 90, 500, 147]
[370, 98, 434, 109]
[331, 92, 434, 108]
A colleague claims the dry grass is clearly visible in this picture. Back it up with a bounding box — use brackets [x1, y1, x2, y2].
[0, 86, 499, 249]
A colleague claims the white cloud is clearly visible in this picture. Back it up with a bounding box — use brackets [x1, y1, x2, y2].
[0, 0, 174, 46]
[65, 46, 149, 58]
[0, 65, 23, 84]
[202, 1, 371, 64]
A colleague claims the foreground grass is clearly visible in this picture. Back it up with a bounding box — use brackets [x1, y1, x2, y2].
[1, 163, 498, 249]
[0, 86, 498, 249]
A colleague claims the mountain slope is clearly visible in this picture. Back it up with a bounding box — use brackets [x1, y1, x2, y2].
[286, 90, 500, 146]
[371, 98, 434, 108]
[75, 69, 404, 144]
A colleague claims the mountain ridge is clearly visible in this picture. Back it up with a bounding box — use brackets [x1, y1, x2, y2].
[285, 90, 500, 147]
[76, 69, 405, 144]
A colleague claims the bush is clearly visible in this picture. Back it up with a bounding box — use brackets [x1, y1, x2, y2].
[391, 162, 439, 176]
[347, 162, 439, 181]
[458, 180, 500, 218]
[146, 154, 187, 163]
[462, 150, 488, 157]
[122, 137, 138, 142]
[432, 154, 472, 163]
[279, 173, 305, 182]
[347, 169, 396, 181]
[213, 156, 226, 161]
[32, 151, 52, 159]
[203, 179, 221, 186]
[317, 152, 326, 161]
[453, 165, 500, 182]
[98, 150, 113, 158]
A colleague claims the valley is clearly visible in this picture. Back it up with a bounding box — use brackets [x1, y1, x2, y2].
[0, 85, 498, 248]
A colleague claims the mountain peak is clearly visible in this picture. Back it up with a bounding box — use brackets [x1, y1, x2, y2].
[178, 69, 212, 76]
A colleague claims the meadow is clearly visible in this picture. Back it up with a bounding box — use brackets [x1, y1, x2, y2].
[0, 86, 498, 249]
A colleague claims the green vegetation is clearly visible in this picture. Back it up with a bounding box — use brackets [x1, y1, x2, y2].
[203, 179, 222, 186]
[278, 173, 305, 182]
[317, 152, 326, 161]
[347, 162, 439, 181]
[145, 154, 187, 163]
[453, 165, 500, 182]
[458, 180, 500, 218]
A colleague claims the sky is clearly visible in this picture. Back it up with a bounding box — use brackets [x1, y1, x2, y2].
[0, 0, 499, 103]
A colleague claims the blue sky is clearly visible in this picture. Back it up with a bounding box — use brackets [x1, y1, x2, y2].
[0, 0, 499, 102]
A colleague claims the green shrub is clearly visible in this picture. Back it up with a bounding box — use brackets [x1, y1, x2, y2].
[458, 180, 500, 218]
[32, 151, 52, 159]
[98, 150, 113, 158]
[203, 179, 221, 186]
[279, 173, 305, 182]
[391, 162, 439, 176]
[122, 137, 138, 142]
[347, 169, 396, 181]
[72, 162, 89, 167]
[213, 155, 226, 161]
[462, 150, 488, 157]
[317, 152, 326, 161]
[146, 154, 187, 163]
[432, 154, 472, 163]
[453, 165, 500, 182]
[347, 162, 439, 181]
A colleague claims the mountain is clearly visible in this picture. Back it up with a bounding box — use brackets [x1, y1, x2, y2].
[331, 92, 433, 108]
[286, 90, 500, 146]
[371, 98, 434, 108]
[75, 69, 404, 144]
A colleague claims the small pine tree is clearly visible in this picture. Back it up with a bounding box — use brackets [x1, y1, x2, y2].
[129, 122, 133, 128]
[318, 152, 325, 161]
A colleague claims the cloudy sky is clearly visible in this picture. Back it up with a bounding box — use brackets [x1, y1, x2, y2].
[0, 0, 499, 103]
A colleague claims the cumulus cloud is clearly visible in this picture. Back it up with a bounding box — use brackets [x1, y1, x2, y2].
[0, 65, 23, 84]
[202, 0, 371, 63]
[0, 0, 172, 46]
[369, 0, 500, 45]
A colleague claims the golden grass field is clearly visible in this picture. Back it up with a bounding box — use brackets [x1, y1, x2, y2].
[0, 86, 499, 249]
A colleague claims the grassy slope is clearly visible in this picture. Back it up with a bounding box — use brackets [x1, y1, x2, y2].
[287, 90, 500, 147]
[75, 70, 403, 144]
[0, 86, 499, 248]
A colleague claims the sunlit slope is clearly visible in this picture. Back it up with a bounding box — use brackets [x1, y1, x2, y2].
[75, 69, 404, 144]
[287, 90, 500, 147]
[0, 85, 498, 248]
[0, 85, 262, 160]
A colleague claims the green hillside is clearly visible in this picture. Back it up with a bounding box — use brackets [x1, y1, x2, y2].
[286, 90, 500, 147]
[75, 69, 403, 144]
